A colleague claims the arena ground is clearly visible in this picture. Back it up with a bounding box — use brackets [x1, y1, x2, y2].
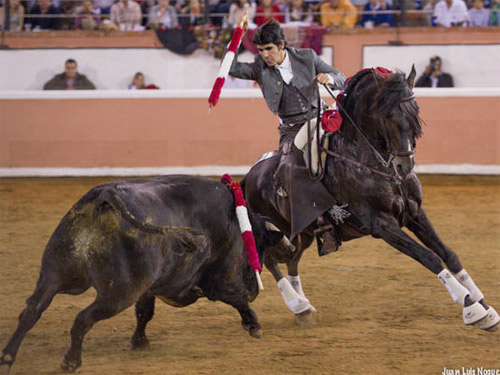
[0, 175, 499, 375]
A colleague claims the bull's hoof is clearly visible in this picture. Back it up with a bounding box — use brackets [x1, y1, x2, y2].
[249, 328, 262, 339]
[295, 309, 315, 326]
[130, 336, 150, 350]
[60, 356, 81, 373]
[0, 352, 13, 375]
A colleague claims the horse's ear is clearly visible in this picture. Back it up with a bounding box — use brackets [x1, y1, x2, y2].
[407, 64, 416, 89]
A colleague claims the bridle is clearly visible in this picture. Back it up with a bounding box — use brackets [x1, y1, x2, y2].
[317, 75, 417, 182]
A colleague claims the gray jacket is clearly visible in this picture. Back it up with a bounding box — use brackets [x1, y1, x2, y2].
[229, 47, 345, 115]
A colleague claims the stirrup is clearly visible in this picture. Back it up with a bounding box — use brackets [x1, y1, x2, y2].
[314, 217, 338, 256]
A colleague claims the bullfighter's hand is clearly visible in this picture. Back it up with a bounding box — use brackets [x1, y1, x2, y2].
[237, 10, 249, 32]
[314, 73, 331, 85]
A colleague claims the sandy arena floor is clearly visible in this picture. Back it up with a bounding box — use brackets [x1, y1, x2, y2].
[0, 175, 499, 375]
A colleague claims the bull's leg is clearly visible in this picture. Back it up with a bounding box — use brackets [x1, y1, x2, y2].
[233, 303, 262, 339]
[407, 209, 500, 331]
[61, 295, 134, 372]
[130, 294, 155, 350]
[0, 274, 62, 375]
[374, 218, 489, 326]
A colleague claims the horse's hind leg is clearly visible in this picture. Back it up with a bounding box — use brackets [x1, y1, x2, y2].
[374, 217, 489, 327]
[407, 208, 499, 331]
[0, 273, 63, 374]
[130, 294, 155, 350]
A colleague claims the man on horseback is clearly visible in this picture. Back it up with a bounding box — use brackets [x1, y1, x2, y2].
[228, 13, 346, 254]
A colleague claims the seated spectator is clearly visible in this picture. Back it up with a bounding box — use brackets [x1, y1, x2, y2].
[179, 0, 207, 27]
[468, 0, 489, 25]
[28, 0, 61, 30]
[415, 55, 454, 87]
[433, 0, 468, 26]
[147, 0, 178, 28]
[94, 0, 115, 14]
[228, 0, 256, 27]
[0, 0, 25, 31]
[128, 72, 159, 89]
[208, 0, 231, 27]
[361, 0, 394, 28]
[255, 0, 285, 26]
[59, 0, 83, 29]
[320, 0, 357, 30]
[75, 0, 101, 29]
[423, 0, 436, 25]
[284, 0, 313, 23]
[43, 59, 96, 90]
[111, 0, 142, 30]
[491, 0, 500, 25]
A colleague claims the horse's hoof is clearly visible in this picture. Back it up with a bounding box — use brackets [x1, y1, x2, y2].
[249, 328, 262, 339]
[130, 337, 150, 351]
[463, 301, 488, 325]
[295, 309, 316, 326]
[60, 356, 81, 373]
[479, 307, 500, 331]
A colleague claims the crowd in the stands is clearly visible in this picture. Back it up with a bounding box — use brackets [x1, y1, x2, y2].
[1, 0, 499, 31]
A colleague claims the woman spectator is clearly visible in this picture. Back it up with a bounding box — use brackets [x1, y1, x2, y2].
[361, 0, 394, 27]
[255, 0, 285, 26]
[110, 0, 142, 31]
[74, 0, 101, 29]
[28, 0, 61, 30]
[0, 0, 25, 31]
[128, 72, 160, 89]
[284, 0, 313, 23]
[148, 0, 178, 28]
[255, 0, 284, 26]
[179, 0, 207, 27]
[228, 0, 256, 27]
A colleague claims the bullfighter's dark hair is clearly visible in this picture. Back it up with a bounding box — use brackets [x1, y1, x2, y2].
[252, 19, 287, 48]
[65, 58, 77, 66]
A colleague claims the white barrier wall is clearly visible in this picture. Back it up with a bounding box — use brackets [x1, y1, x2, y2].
[0, 48, 333, 91]
[362, 45, 500, 87]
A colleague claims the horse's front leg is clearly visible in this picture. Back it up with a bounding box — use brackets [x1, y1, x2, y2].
[407, 208, 499, 331]
[264, 235, 316, 323]
[373, 217, 490, 327]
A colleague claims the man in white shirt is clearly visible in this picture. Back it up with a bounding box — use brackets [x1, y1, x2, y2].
[433, 0, 469, 26]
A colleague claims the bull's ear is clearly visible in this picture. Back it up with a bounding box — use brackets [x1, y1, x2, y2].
[407, 64, 416, 89]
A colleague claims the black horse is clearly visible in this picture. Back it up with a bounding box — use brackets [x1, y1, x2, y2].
[242, 66, 499, 330]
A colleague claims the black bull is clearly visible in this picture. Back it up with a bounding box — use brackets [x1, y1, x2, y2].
[0, 175, 294, 373]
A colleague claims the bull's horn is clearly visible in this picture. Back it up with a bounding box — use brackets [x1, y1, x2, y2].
[265, 222, 281, 232]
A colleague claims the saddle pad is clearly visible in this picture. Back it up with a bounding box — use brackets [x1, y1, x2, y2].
[252, 150, 279, 167]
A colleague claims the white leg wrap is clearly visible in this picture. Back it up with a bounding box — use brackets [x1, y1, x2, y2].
[438, 269, 470, 306]
[288, 275, 307, 300]
[479, 306, 500, 330]
[455, 269, 484, 302]
[277, 278, 311, 315]
[288, 275, 316, 312]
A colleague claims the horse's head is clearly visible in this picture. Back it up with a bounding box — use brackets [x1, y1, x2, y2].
[341, 66, 423, 178]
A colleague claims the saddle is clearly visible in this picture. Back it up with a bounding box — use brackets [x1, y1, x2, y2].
[252, 140, 340, 256]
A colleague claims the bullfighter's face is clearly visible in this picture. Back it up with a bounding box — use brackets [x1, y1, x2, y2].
[256, 41, 286, 67]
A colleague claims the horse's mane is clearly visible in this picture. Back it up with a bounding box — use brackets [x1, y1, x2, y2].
[340, 69, 423, 142]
